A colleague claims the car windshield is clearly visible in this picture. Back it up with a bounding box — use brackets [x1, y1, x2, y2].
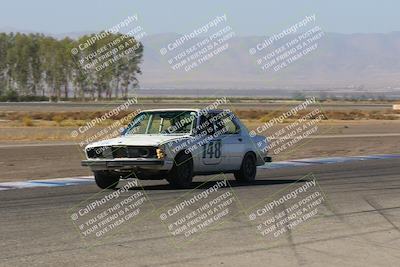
[123, 111, 197, 135]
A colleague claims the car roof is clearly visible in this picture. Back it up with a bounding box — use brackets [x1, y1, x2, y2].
[140, 108, 230, 113]
[140, 108, 200, 112]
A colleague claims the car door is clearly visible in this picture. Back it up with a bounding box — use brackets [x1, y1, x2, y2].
[215, 112, 246, 170]
[195, 113, 224, 173]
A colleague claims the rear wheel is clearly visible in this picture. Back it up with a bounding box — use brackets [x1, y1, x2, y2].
[94, 171, 120, 189]
[234, 152, 257, 183]
[167, 153, 193, 188]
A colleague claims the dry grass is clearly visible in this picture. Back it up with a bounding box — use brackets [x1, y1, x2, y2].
[0, 109, 398, 130]
[1, 120, 399, 143]
[0, 111, 132, 127]
[233, 109, 400, 121]
[22, 116, 34, 126]
[0, 110, 132, 121]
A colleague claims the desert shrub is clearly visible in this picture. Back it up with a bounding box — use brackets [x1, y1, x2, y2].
[260, 113, 275, 122]
[59, 119, 79, 127]
[52, 115, 64, 125]
[22, 116, 34, 126]
[75, 120, 87, 126]
[234, 109, 267, 120]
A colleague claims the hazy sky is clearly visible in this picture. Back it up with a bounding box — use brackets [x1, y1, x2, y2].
[0, 0, 399, 35]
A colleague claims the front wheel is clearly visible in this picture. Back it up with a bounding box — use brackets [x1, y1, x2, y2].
[94, 171, 120, 189]
[167, 153, 193, 188]
[234, 152, 257, 183]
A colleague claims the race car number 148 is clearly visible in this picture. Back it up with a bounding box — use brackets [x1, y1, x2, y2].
[202, 140, 222, 159]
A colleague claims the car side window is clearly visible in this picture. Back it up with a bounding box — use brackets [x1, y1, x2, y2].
[198, 114, 215, 136]
[215, 113, 240, 135]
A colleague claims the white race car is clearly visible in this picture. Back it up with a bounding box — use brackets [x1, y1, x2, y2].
[81, 109, 271, 189]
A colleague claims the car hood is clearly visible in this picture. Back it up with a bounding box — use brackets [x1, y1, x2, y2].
[85, 134, 189, 149]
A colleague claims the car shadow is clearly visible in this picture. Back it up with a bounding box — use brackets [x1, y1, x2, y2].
[119, 178, 310, 191]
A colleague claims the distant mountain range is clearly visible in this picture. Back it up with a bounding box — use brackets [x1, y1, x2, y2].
[2, 27, 400, 90]
[138, 32, 400, 90]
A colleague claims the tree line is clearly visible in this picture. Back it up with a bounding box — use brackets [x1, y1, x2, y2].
[0, 32, 143, 101]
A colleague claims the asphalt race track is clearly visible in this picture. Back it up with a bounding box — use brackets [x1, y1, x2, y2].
[1, 158, 399, 267]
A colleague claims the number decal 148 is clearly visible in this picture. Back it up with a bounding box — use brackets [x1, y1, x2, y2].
[202, 141, 221, 159]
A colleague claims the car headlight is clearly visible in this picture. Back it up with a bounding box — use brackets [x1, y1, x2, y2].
[156, 147, 165, 159]
[137, 148, 150, 157]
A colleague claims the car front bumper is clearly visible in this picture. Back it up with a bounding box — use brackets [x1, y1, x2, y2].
[81, 159, 166, 170]
[263, 156, 272, 162]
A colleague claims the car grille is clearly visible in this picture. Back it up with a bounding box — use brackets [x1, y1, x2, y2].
[86, 146, 157, 159]
[112, 146, 128, 158]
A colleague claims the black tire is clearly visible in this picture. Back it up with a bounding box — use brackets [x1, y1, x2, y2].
[94, 171, 120, 189]
[234, 152, 257, 183]
[167, 153, 193, 188]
